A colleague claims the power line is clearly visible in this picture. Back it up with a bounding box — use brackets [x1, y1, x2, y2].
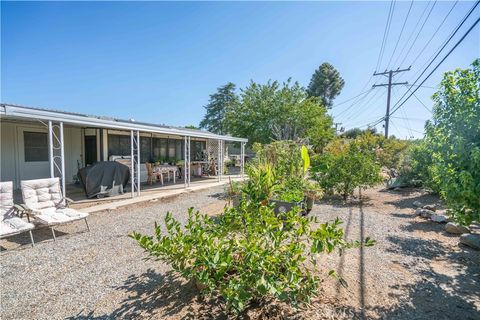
[398, 0, 438, 68]
[412, 92, 433, 113]
[407, 1, 459, 70]
[386, 0, 414, 69]
[405, 0, 479, 84]
[390, 15, 480, 117]
[376, 0, 396, 71]
[391, 1, 432, 68]
[331, 88, 373, 109]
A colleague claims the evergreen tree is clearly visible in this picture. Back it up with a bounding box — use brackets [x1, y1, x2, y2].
[199, 82, 238, 135]
[307, 62, 345, 108]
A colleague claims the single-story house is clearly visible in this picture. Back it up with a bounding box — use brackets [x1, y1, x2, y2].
[0, 103, 247, 198]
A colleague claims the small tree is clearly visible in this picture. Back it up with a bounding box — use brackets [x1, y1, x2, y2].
[200, 82, 238, 135]
[313, 137, 382, 199]
[306, 62, 345, 108]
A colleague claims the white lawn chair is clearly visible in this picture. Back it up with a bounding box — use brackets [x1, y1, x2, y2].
[21, 177, 89, 241]
[0, 181, 35, 246]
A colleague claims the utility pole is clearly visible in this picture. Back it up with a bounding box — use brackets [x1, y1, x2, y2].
[334, 122, 342, 135]
[373, 67, 410, 138]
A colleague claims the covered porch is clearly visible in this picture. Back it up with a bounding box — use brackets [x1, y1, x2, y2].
[1, 104, 247, 205]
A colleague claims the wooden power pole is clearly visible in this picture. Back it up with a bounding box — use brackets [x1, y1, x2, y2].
[373, 67, 410, 138]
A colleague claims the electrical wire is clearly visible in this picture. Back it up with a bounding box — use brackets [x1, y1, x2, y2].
[376, 0, 396, 72]
[407, 1, 459, 70]
[331, 88, 374, 109]
[391, 1, 432, 68]
[398, 0, 438, 68]
[386, 0, 414, 69]
[390, 14, 480, 117]
[412, 91, 433, 113]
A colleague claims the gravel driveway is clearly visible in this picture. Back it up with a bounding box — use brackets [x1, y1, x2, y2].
[1, 186, 479, 319]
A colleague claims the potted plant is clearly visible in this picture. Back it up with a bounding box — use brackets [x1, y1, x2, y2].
[303, 181, 323, 214]
[226, 178, 243, 207]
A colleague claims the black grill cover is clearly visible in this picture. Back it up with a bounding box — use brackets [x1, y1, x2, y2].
[77, 161, 130, 198]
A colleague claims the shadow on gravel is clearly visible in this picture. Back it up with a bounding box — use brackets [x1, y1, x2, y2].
[380, 235, 480, 319]
[385, 193, 439, 210]
[319, 196, 374, 209]
[67, 269, 226, 320]
[1, 227, 69, 251]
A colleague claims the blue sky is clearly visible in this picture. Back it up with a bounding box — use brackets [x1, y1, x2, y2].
[2, 1, 479, 139]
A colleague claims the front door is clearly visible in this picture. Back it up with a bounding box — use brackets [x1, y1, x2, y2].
[84, 135, 97, 166]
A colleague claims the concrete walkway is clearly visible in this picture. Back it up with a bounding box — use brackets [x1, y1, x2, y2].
[72, 177, 242, 213]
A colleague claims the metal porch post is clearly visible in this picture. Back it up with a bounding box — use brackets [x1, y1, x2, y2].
[184, 136, 187, 188]
[136, 131, 140, 197]
[188, 136, 191, 187]
[241, 142, 245, 178]
[48, 121, 54, 178]
[59, 122, 66, 197]
[217, 140, 221, 182]
[130, 130, 134, 198]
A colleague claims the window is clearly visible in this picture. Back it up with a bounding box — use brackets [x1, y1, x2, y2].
[168, 139, 176, 159]
[140, 137, 152, 162]
[152, 138, 167, 161]
[108, 134, 130, 157]
[176, 139, 183, 159]
[192, 141, 206, 160]
[24, 132, 48, 162]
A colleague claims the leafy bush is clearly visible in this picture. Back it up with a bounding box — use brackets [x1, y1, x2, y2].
[354, 131, 408, 170]
[131, 204, 374, 314]
[312, 137, 382, 199]
[251, 141, 322, 204]
[253, 141, 305, 179]
[425, 59, 480, 225]
[398, 140, 436, 189]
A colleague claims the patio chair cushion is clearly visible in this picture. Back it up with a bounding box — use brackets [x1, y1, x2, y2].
[0, 217, 34, 238]
[21, 178, 63, 211]
[32, 207, 88, 226]
[0, 181, 14, 221]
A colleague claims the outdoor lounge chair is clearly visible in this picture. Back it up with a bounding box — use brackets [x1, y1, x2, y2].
[0, 181, 35, 246]
[21, 177, 89, 241]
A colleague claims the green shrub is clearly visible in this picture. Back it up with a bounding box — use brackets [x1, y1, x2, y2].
[131, 204, 374, 314]
[312, 137, 382, 199]
[398, 140, 437, 189]
[425, 59, 480, 225]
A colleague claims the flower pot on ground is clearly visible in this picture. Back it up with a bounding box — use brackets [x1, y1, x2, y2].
[269, 199, 305, 215]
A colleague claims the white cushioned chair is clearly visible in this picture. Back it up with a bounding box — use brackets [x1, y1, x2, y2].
[21, 177, 89, 241]
[0, 181, 35, 246]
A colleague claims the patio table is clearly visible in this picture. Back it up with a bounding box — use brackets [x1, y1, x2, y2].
[153, 165, 179, 184]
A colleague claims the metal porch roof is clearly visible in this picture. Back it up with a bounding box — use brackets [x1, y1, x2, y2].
[0, 103, 248, 143]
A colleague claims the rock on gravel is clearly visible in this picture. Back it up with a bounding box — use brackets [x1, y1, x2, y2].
[459, 234, 480, 250]
[445, 222, 470, 234]
[430, 214, 448, 223]
[422, 204, 436, 211]
[413, 201, 423, 208]
[416, 208, 435, 219]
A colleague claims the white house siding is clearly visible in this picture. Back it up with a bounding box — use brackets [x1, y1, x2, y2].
[0, 120, 83, 188]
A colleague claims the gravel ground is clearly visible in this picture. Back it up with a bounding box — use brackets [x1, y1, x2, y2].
[1, 186, 479, 319]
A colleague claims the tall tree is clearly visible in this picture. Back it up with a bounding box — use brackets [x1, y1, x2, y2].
[307, 62, 345, 108]
[199, 82, 238, 135]
[425, 59, 480, 225]
[226, 79, 334, 151]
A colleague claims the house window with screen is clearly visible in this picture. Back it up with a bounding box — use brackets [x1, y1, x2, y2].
[24, 131, 48, 162]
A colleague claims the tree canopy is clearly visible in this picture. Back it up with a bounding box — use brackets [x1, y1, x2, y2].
[425, 59, 480, 225]
[199, 82, 238, 135]
[225, 79, 334, 150]
[306, 62, 345, 108]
